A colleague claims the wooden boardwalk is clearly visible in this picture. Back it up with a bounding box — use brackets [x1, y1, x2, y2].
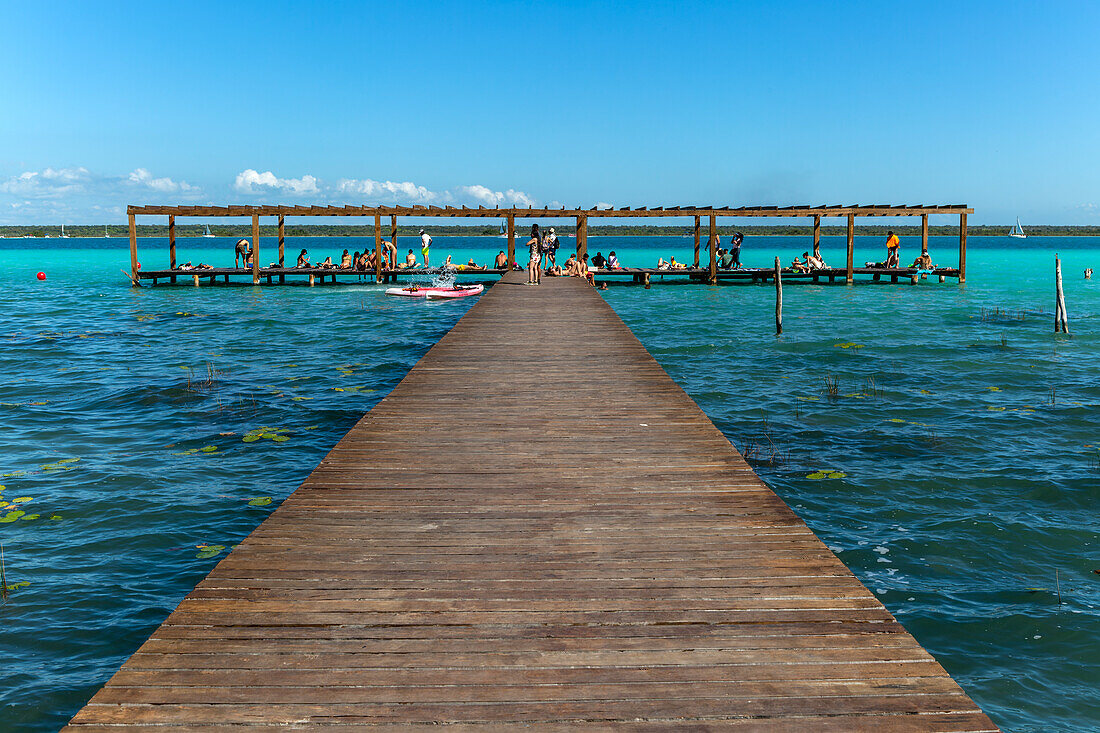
[67, 272, 998, 731]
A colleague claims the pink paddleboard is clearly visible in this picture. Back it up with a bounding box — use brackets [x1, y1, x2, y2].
[385, 284, 484, 299]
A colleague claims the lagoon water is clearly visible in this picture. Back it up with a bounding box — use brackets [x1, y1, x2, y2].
[0, 235, 1097, 732]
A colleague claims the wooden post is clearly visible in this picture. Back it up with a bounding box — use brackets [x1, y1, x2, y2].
[708, 214, 717, 284]
[192, 274, 200, 287]
[958, 213, 967, 283]
[1055, 255, 1069, 333]
[921, 214, 929, 256]
[506, 214, 515, 270]
[374, 213, 383, 282]
[846, 214, 855, 284]
[278, 215, 285, 267]
[390, 214, 398, 269]
[251, 214, 260, 284]
[168, 215, 176, 269]
[643, 272, 650, 289]
[812, 215, 821, 259]
[577, 214, 588, 261]
[774, 256, 783, 335]
[128, 213, 139, 286]
[693, 215, 701, 267]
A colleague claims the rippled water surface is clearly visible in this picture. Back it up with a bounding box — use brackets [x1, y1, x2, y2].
[1, 235, 1097, 732]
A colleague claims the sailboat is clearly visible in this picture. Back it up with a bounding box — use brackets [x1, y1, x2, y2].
[60, 224, 70, 238]
[104, 225, 110, 238]
[1009, 217, 1027, 239]
[202, 224, 215, 238]
[497, 220, 509, 238]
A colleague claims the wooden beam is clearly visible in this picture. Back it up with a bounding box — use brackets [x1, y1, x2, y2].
[693, 215, 700, 267]
[251, 214, 260, 284]
[506, 214, 515, 271]
[374, 213, 383, 282]
[168, 215, 176, 269]
[390, 214, 398, 269]
[128, 213, 138, 286]
[959, 212, 967, 283]
[576, 214, 588, 261]
[278, 215, 285, 266]
[708, 214, 717, 284]
[921, 214, 929, 256]
[812, 215, 821, 259]
[846, 213, 855, 284]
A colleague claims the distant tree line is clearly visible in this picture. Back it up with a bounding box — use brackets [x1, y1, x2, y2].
[4, 224, 1100, 238]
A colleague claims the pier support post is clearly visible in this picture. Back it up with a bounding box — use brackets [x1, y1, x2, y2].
[251, 214, 260, 284]
[1055, 254, 1069, 333]
[812, 215, 821, 260]
[693, 215, 701, 267]
[278, 215, 285, 267]
[192, 274, 200, 287]
[390, 214, 398, 269]
[643, 272, 650, 289]
[168, 215, 176, 270]
[576, 214, 588, 262]
[374, 213, 383, 282]
[846, 214, 854, 284]
[708, 214, 717, 284]
[774, 256, 783, 335]
[921, 213, 929, 257]
[128, 213, 139, 286]
[959, 213, 967, 283]
[507, 214, 515, 271]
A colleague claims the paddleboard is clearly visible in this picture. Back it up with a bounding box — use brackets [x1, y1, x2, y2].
[385, 284, 484, 299]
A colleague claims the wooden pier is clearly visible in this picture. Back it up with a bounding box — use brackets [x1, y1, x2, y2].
[128, 203, 972, 287]
[67, 273, 997, 730]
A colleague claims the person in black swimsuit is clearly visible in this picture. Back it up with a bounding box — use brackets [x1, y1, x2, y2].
[234, 238, 251, 268]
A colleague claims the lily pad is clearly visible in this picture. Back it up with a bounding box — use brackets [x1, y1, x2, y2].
[247, 497, 273, 506]
[57, 458, 80, 464]
[11, 497, 32, 504]
[260, 433, 276, 439]
[0, 510, 26, 523]
[242, 435, 261, 443]
[195, 544, 226, 559]
[0, 502, 7, 508]
[806, 472, 827, 480]
[887, 418, 906, 424]
[20, 514, 40, 521]
[4, 581, 29, 591]
[49, 515, 62, 521]
[200, 446, 218, 453]
[827, 472, 846, 479]
[272, 436, 289, 443]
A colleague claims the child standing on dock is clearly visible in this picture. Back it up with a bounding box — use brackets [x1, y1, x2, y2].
[526, 224, 542, 285]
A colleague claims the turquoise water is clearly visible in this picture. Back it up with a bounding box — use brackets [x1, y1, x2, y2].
[0, 236, 1097, 732]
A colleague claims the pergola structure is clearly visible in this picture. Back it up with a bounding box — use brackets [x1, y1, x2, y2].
[127, 204, 973, 285]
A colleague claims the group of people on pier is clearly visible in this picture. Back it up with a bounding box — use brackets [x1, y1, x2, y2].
[525, 223, 608, 285]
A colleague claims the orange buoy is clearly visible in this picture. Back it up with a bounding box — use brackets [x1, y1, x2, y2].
[36, 272, 46, 281]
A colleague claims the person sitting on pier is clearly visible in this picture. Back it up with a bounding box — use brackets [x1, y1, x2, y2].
[606, 251, 621, 269]
[885, 231, 900, 268]
[465, 257, 486, 271]
[719, 248, 735, 269]
[790, 256, 811, 273]
[351, 251, 363, 271]
[911, 252, 933, 270]
[317, 256, 335, 269]
[657, 257, 671, 270]
[234, 238, 251, 268]
[494, 251, 508, 269]
[401, 249, 417, 269]
[561, 253, 578, 276]
[296, 249, 310, 268]
[340, 249, 352, 268]
[806, 250, 827, 269]
[591, 251, 606, 269]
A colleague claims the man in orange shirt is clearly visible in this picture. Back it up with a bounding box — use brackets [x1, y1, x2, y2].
[885, 230, 900, 267]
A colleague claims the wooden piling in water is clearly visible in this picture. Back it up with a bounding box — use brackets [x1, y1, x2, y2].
[959, 213, 968, 283]
[1055, 255, 1069, 333]
[128, 213, 138, 286]
[576, 214, 588, 261]
[374, 213, 382, 282]
[168, 215, 176, 269]
[774, 256, 783, 335]
[506, 214, 516, 270]
[708, 214, 717, 284]
[390, 214, 398, 269]
[277, 215, 285, 267]
[846, 213, 855, 284]
[693, 215, 701, 267]
[921, 213, 929, 257]
[251, 214, 260, 284]
[812, 215, 821, 260]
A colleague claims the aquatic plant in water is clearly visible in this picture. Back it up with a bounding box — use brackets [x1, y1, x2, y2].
[242, 427, 290, 443]
[806, 470, 847, 480]
[247, 497, 272, 506]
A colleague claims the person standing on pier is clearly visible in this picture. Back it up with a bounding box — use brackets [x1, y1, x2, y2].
[234, 238, 251, 268]
[885, 230, 900, 267]
[731, 232, 744, 269]
[526, 223, 542, 285]
[419, 229, 432, 267]
[545, 227, 559, 269]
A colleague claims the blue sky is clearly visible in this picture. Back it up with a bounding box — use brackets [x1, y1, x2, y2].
[1, 0, 1098, 225]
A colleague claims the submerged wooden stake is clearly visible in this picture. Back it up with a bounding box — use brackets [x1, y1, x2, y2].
[1055, 255, 1069, 333]
[774, 256, 783, 335]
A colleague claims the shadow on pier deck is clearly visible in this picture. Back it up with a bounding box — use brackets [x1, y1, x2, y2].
[66, 272, 998, 731]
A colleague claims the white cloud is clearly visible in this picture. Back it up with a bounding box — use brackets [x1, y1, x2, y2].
[335, 178, 436, 202]
[0, 167, 93, 197]
[234, 169, 320, 195]
[128, 168, 196, 193]
[454, 185, 537, 208]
